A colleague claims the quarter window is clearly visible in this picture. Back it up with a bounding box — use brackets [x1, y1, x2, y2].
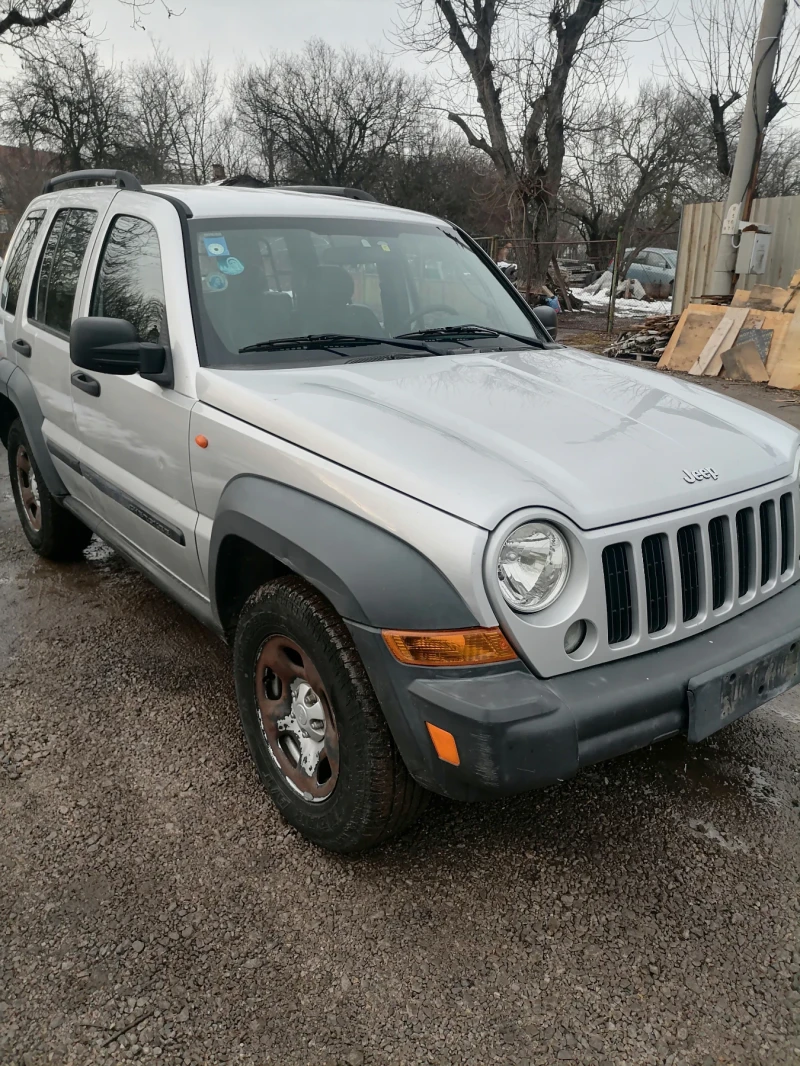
[30, 208, 97, 334]
[1, 210, 45, 315]
[91, 215, 166, 343]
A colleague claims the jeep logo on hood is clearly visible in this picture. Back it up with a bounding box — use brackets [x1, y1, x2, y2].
[683, 468, 719, 484]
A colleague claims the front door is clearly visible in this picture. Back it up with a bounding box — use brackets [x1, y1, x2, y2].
[70, 197, 205, 596]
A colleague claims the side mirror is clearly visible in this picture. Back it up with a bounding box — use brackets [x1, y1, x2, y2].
[532, 305, 558, 341]
[70, 317, 170, 383]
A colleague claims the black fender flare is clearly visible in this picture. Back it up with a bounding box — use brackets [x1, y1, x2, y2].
[209, 475, 479, 631]
[0, 359, 67, 497]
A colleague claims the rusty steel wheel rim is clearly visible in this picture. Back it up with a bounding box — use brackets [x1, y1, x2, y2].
[254, 635, 340, 802]
[15, 444, 42, 532]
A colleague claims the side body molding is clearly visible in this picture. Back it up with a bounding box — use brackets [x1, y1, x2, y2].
[0, 361, 67, 497]
[209, 475, 480, 631]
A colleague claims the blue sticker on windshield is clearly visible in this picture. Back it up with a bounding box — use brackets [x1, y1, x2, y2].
[206, 273, 228, 292]
[219, 256, 244, 276]
[203, 235, 229, 258]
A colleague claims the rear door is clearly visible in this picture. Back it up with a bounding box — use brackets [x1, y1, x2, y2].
[0, 207, 47, 367]
[71, 194, 205, 596]
[17, 194, 113, 505]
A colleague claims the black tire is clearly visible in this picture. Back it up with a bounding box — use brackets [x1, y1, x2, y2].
[233, 575, 429, 853]
[7, 418, 92, 560]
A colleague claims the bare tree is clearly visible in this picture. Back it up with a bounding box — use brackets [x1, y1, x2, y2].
[564, 82, 703, 269]
[128, 50, 246, 184]
[0, 0, 79, 49]
[234, 39, 429, 190]
[0, 0, 182, 57]
[1, 42, 128, 170]
[665, 0, 800, 181]
[397, 0, 657, 286]
[754, 126, 800, 198]
[377, 123, 503, 232]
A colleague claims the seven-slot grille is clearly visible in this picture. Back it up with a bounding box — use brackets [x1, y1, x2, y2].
[602, 491, 796, 646]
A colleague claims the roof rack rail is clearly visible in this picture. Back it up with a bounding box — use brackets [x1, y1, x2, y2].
[283, 185, 377, 203]
[42, 169, 143, 195]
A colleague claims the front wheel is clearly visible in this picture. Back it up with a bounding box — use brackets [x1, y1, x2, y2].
[233, 576, 428, 853]
[7, 418, 92, 559]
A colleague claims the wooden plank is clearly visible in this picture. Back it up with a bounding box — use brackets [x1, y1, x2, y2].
[763, 312, 792, 375]
[731, 289, 752, 308]
[743, 310, 766, 332]
[768, 306, 800, 390]
[689, 307, 749, 376]
[658, 304, 722, 370]
[748, 284, 790, 311]
[722, 342, 770, 382]
[659, 310, 722, 371]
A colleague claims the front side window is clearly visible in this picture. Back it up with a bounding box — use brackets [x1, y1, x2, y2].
[30, 208, 97, 334]
[91, 215, 167, 343]
[1, 209, 45, 315]
[188, 216, 545, 367]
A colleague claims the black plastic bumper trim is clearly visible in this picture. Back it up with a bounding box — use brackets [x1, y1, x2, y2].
[348, 578, 800, 802]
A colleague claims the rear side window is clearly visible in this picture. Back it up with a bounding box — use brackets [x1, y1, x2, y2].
[90, 215, 166, 343]
[30, 208, 97, 335]
[1, 209, 45, 315]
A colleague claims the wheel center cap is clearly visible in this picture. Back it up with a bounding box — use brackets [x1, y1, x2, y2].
[291, 681, 325, 742]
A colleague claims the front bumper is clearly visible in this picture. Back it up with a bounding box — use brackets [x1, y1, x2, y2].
[348, 580, 800, 802]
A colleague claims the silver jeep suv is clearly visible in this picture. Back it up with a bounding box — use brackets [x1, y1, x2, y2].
[2, 169, 800, 852]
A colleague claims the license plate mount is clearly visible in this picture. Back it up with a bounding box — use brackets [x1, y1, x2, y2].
[688, 636, 800, 743]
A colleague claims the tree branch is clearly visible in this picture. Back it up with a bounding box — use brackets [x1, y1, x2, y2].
[0, 0, 73, 36]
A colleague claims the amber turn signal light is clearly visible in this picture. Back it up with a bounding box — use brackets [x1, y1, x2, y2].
[382, 627, 517, 667]
[426, 722, 460, 766]
[194, 434, 209, 449]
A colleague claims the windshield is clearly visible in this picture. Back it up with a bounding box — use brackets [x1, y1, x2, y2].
[187, 216, 546, 366]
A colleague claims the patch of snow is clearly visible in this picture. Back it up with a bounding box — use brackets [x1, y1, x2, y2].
[570, 290, 673, 318]
[84, 537, 115, 563]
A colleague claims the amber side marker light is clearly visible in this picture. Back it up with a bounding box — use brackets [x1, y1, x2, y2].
[382, 627, 517, 667]
[426, 722, 460, 766]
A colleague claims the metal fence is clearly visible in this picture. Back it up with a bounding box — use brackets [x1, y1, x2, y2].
[673, 195, 800, 314]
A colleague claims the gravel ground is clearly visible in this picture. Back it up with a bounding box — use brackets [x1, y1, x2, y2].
[1, 422, 800, 1066]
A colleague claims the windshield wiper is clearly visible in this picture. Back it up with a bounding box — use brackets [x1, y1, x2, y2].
[396, 323, 546, 349]
[238, 333, 439, 355]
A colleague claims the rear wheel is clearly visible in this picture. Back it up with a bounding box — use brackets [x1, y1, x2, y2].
[7, 418, 92, 559]
[233, 575, 428, 853]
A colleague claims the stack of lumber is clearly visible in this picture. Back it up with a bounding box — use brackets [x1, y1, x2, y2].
[658, 272, 800, 388]
[604, 315, 680, 361]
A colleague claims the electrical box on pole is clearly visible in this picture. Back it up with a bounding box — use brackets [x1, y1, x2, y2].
[735, 223, 773, 277]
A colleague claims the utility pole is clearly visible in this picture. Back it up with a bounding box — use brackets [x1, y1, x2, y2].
[707, 0, 787, 296]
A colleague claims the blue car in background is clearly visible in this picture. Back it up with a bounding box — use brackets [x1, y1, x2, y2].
[624, 247, 677, 299]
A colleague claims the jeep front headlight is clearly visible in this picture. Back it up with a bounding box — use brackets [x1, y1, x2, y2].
[497, 522, 570, 613]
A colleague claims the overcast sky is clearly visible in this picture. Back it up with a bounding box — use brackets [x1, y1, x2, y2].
[33, 0, 797, 123]
[91, 0, 669, 85]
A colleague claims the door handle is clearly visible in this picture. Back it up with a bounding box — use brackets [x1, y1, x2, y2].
[71, 371, 101, 397]
[12, 338, 31, 358]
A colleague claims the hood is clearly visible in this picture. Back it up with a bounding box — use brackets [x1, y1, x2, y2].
[196, 347, 800, 530]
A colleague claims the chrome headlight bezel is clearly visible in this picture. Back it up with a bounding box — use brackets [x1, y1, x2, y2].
[496, 520, 571, 614]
